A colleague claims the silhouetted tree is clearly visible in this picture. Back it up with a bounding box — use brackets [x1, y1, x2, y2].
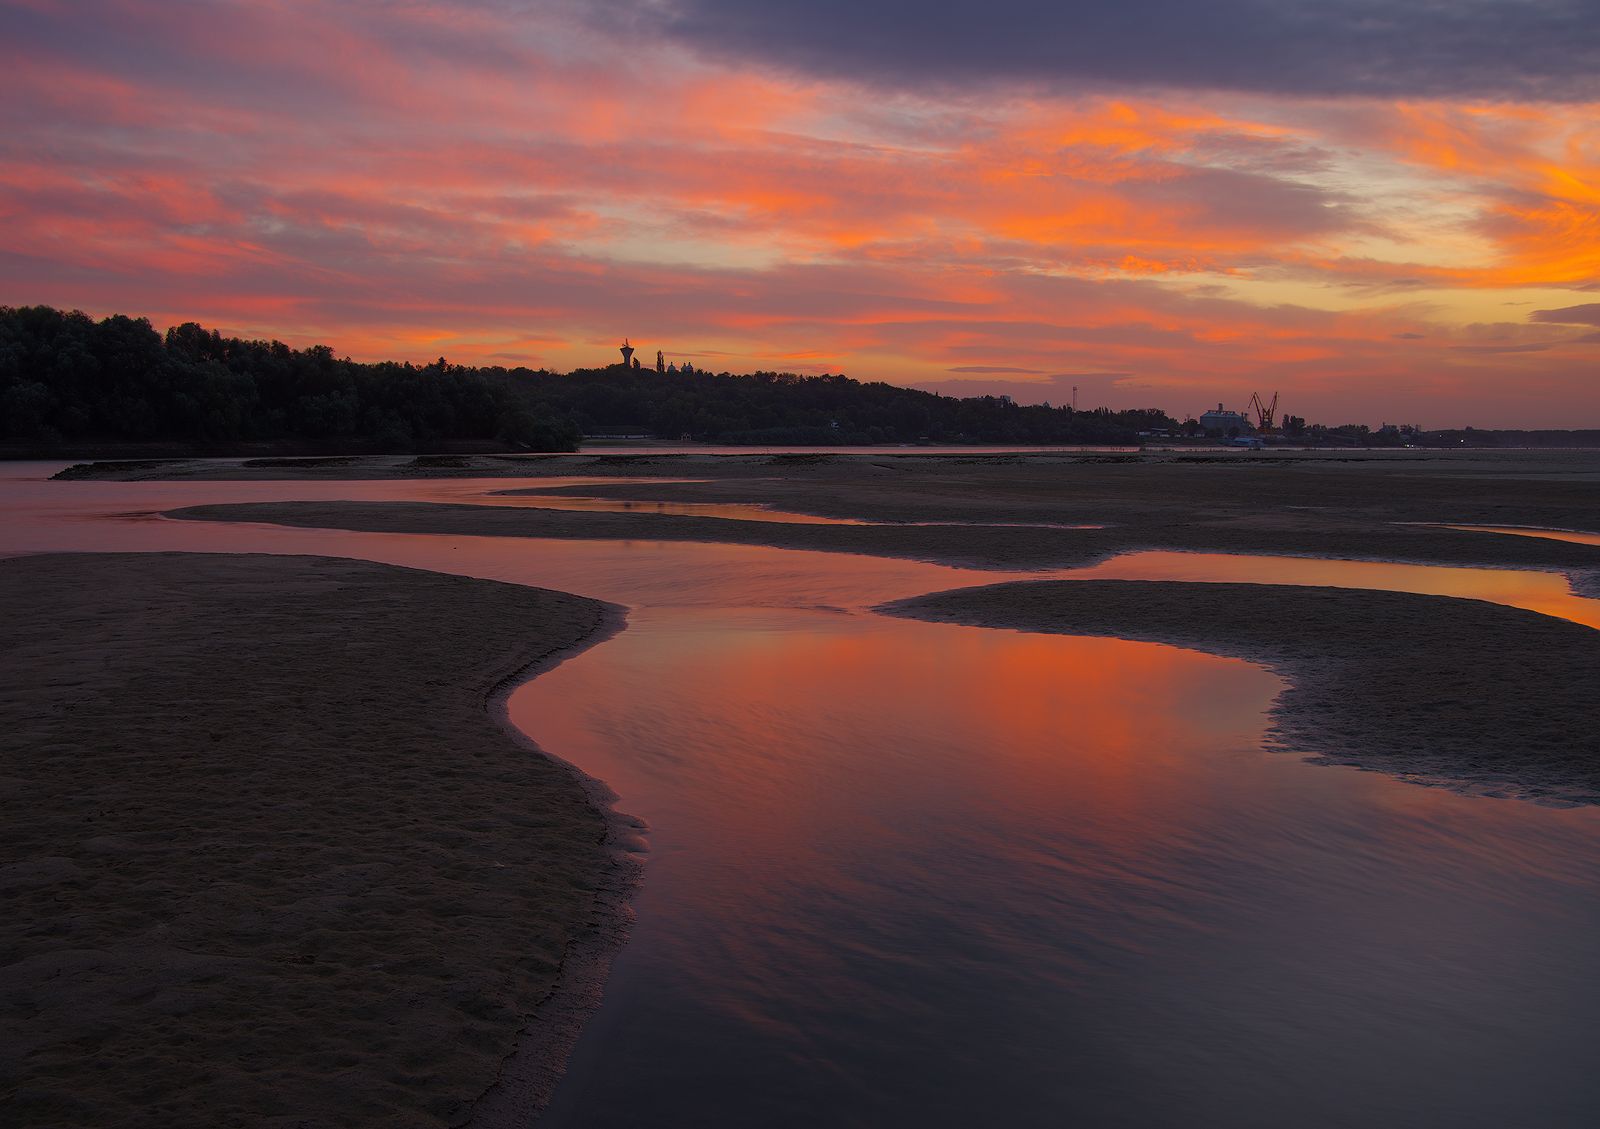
[0, 306, 579, 451]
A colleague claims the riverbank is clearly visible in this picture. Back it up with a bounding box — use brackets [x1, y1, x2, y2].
[0, 553, 633, 1128]
[161, 494, 1600, 579]
[130, 451, 1600, 802]
[882, 579, 1600, 804]
[79, 450, 1596, 580]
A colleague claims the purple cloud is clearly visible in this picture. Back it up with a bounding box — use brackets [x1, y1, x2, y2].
[598, 0, 1600, 101]
[1531, 303, 1600, 327]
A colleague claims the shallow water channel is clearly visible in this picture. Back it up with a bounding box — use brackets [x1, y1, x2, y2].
[5, 464, 1600, 1127]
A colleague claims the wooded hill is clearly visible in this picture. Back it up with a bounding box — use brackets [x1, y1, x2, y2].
[0, 306, 1172, 453]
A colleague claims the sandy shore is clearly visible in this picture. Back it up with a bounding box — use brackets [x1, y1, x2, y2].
[0, 553, 632, 1128]
[84, 449, 1593, 582]
[163, 492, 1600, 578]
[883, 579, 1600, 804]
[10, 451, 1600, 1129]
[129, 449, 1599, 803]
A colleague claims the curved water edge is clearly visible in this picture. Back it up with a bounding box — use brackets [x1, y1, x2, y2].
[468, 603, 648, 1128]
[1062, 548, 1600, 630]
[7, 464, 1600, 1125]
[879, 577, 1600, 807]
[509, 601, 1600, 1129]
[1421, 522, 1600, 547]
[154, 496, 1600, 617]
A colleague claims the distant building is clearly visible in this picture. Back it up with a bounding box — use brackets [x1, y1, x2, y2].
[619, 338, 635, 367]
[1198, 402, 1253, 435]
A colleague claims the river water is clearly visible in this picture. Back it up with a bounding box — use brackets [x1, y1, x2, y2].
[4, 463, 1600, 1128]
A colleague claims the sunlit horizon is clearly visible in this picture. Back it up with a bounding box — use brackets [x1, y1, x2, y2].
[3, 1, 1598, 428]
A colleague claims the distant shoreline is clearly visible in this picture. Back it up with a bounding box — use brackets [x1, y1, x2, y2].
[11, 435, 1600, 463]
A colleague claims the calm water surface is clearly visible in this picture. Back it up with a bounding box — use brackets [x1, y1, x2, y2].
[1443, 524, 1600, 548]
[1070, 549, 1600, 629]
[4, 463, 1600, 1127]
[521, 612, 1600, 1129]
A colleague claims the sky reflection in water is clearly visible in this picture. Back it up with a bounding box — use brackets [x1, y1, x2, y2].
[4, 463, 1600, 1125]
[1071, 550, 1600, 630]
[520, 605, 1600, 1128]
[1444, 524, 1600, 548]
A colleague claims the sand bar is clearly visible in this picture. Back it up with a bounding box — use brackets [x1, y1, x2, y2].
[883, 579, 1600, 804]
[0, 552, 630, 1128]
[114, 451, 1600, 582]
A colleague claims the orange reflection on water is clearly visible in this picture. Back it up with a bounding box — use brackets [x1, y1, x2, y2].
[515, 608, 1282, 893]
[518, 599, 1600, 1129]
[1070, 550, 1600, 630]
[1443, 524, 1600, 548]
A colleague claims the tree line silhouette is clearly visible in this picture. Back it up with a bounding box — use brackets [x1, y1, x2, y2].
[0, 306, 579, 452]
[541, 364, 1171, 445]
[0, 307, 1174, 451]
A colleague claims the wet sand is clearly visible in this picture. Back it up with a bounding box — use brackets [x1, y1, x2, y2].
[883, 579, 1600, 804]
[11, 449, 1600, 1124]
[0, 553, 630, 1129]
[144, 451, 1600, 582]
[165, 495, 1600, 579]
[142, 450, 1600, 804]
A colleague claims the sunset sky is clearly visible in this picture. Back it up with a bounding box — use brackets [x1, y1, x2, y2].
[2, 0, 1597, 426]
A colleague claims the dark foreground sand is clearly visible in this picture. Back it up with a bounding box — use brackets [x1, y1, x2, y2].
[883, 579, 1600, 804]
[0, 553, 633, 1128]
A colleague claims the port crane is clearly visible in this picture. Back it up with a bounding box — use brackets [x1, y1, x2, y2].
[1248, 391, 1279, 434]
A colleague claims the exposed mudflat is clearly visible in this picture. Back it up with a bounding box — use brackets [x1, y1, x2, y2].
[0, 553, 629, 1129]
[130, 450, 1600, 582]
[141, 449, 1600, 803]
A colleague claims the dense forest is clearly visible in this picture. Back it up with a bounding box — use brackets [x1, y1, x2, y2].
[0, 306, 1172, 453]
[0, 306, 580, 453]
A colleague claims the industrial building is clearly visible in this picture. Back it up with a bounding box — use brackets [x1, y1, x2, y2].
[1198, 403, 1254, 435]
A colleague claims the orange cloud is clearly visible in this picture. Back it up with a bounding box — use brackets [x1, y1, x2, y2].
[2, 1, 1598, 425]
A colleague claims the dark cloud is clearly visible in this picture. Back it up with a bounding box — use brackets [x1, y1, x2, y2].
[599, 0, 1600, 101]
[1531, 303, 1600, 327]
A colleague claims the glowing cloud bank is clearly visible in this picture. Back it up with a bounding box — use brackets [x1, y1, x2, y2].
[1, 0, 1596, 425]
